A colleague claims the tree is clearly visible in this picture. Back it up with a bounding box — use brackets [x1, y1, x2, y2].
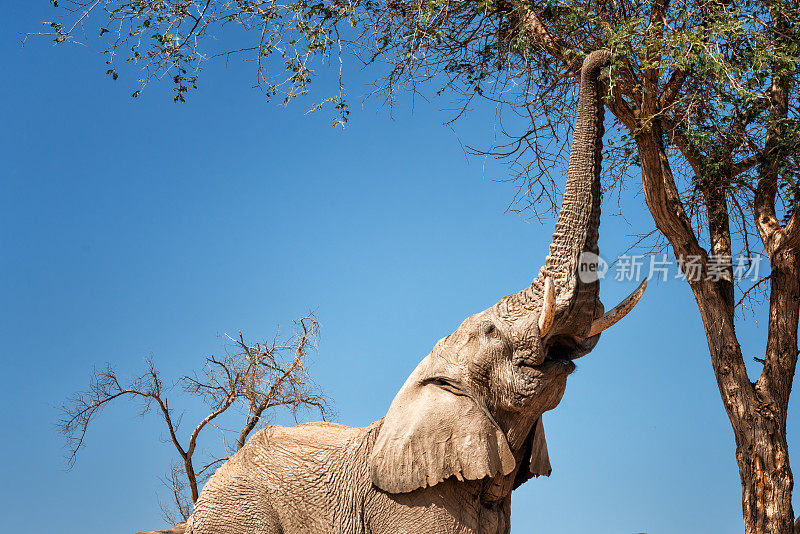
[41, 0, 800, 531]
[59, 315, 330, 524]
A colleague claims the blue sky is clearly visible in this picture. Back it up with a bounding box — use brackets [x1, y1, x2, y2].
[2, 4, 797, 533]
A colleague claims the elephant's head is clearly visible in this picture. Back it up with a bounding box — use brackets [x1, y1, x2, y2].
[369, 50, 646, 495]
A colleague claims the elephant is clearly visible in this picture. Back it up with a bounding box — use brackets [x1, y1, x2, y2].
[144, 49, 646, 534]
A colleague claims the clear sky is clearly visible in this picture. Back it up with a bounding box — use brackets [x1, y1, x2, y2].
[2, 4, 797, 533]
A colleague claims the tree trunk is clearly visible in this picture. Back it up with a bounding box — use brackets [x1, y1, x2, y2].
[744, 251, 799, 533]
[690, 239, 798, 534]
[736, 419, 794, 534]
[634, 127, 798, 533]
[185, 456, 200, 503]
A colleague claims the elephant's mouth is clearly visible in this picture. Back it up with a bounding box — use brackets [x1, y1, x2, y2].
[544, 333, 599, 362]
[516, 351, 576, 375]
[528, 334, 590, 375]
[541, 356, 576, 375]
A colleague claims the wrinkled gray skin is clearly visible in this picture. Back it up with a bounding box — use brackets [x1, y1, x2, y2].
[146, 50, 617, 534]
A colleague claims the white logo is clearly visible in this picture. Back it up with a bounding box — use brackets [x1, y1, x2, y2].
[578, 251, 608, 283]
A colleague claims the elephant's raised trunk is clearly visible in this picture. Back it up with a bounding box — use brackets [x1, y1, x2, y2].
[538, 49, 609, 335]
[496, 50, 610, 339]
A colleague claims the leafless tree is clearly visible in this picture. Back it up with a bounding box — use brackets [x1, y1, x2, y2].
[59, 315, 331, 522]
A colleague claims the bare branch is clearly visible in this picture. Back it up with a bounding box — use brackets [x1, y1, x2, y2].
[58, 361, 185, 467]
[60, 314, 332, 516]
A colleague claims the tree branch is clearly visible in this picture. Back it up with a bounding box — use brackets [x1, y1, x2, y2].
[516, 6, 581, 75]
[784, 208, 800, 252]
[659, 68, 688, 109]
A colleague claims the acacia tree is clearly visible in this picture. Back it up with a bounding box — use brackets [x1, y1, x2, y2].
[60, 316, 330, 523]
[41, 0, 800, 531]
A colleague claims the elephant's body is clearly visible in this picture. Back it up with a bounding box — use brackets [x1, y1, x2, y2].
[186, 421, 512, 534]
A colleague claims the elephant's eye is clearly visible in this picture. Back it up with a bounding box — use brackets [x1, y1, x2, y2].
[483, 324, 497, 337]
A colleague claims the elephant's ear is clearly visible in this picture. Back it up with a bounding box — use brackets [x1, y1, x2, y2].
[513, 416, 552, 489]
[369, 378, 516, 494]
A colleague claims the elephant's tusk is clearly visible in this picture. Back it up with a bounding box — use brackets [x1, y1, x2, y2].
[538, 277, 555, 337]
[588, 278, 647, 337]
